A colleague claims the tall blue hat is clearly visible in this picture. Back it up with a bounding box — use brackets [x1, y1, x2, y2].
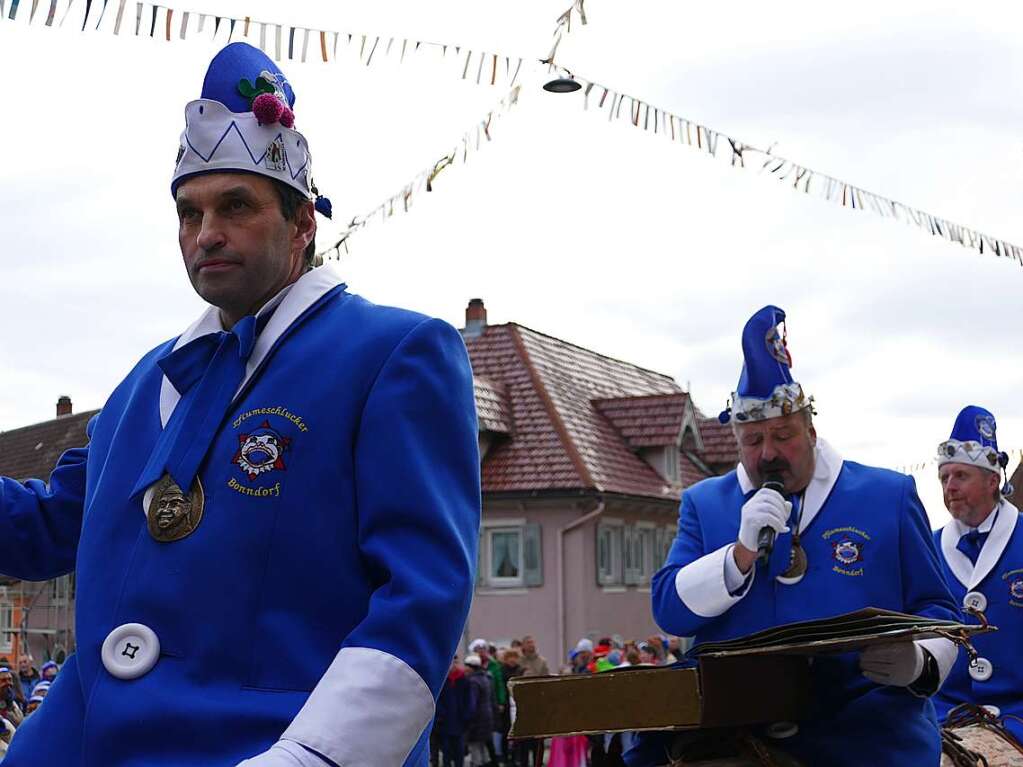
[171, 42, 332, 218]
[718, 305, 813, 424]
[938, 405, 1013, 495]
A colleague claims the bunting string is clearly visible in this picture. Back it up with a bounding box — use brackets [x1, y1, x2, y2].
[545, 0, 586, 66]
[3, 0, 1020, 267]
[314, 84, 523, 262]
[0, 0, 525, 89]
[545, 61, 1023, 266]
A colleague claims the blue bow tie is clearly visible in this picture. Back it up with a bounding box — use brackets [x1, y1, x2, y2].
[132, 314, 259, 498]
[956, 529, 989, 566]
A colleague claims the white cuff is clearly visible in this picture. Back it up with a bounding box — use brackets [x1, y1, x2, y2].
[917, 637, 958, 686]
[722, 544, 753, 593]
[675, 544, 754, 618]
[282, 646, 435, 767]
[237, 739, 325, 767]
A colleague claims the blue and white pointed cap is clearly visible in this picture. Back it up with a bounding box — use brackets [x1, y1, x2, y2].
[718, 305, 813, 424]
[937, 405, 1012, 494]
[171, 42, 332, 218]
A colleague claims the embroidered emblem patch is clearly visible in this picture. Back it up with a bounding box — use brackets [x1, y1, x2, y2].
[832, 539, 864, 565]
[264, 136, 286, 171]
[1011, 578, 1023, 601]
[1003, 568, 1023, 608]
[822, 526, 871, 577]
[232, 420, 291, 480]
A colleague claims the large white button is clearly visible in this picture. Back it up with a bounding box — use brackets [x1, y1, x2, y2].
[101, 623, 160, 680]
[765, 722, 799, 739]
[963, 591, 987, 612]
[969, 657, 993, 682]
[983, 705, 1001, 718]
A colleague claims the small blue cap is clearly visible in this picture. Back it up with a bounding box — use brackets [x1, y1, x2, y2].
[201, 42, 295, 113]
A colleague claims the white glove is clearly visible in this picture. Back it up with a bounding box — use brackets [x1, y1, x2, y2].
[237, 740, 329, 767]
[859, 642, 925, 687]
[738, 488, 791, 551]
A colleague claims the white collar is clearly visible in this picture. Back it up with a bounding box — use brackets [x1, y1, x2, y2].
[736, 438, 844, 534]
[158, 265, 345, 428]
[940, 500, 1020, 589]
[950, 504, 1000, 537]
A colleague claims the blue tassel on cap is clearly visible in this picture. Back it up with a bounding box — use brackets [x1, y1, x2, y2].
[315, 195, 333, 219]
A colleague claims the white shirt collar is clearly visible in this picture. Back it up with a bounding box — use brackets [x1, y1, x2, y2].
[950, 504, 1000, 537]
[158, 265, 345, 428]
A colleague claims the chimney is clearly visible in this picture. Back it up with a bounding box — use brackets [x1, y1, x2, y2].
[463, 298, 488, 338]
[56, 395, 72, 418]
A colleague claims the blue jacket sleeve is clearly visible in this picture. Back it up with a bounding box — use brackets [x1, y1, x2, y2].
[346, 317, 481, 696]
[899, 475, 959, 622]
[0, 416, 95, 580]
[651, 490, 719, 637]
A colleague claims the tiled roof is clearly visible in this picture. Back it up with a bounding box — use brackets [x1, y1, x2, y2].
[474, 377, 512, 434]
[466, 323, 735, 499]
[593, 393, 690, 449]
[697, 416, 739, 466]
[0, 410, 97, 482]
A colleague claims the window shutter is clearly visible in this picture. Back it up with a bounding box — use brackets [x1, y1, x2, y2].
[476, 529, 485, 587]
[523, 523, 543, 586]
[624, 526, 641, 585]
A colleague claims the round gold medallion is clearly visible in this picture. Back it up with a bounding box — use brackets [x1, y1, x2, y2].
[776, 538, 808, 585]
[146, 474, 204, 543]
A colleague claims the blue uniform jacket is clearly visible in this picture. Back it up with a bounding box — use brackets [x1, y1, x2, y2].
[650, 441, 959, 767]
[932, 502, 1023, 741]
[0, 268, 481, 766]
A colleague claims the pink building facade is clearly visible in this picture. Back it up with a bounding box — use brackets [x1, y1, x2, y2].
[462, 300, 737, 664]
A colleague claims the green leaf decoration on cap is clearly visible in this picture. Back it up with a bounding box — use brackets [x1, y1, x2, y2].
[237, 76, 277, 107]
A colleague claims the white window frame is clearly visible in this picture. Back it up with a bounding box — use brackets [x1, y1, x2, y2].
[483, 519, 525, 588]
[0, 602, 13, 654]
[597, 519, 624, 586]
[663, 445, 680, 483]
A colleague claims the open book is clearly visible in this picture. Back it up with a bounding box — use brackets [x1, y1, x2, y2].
[689, 607, 991, 658]
[508, 608, 989, 739]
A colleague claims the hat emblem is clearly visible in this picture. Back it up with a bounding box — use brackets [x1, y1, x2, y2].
[264, 137, 287, 172]
[976, 415, 996, 440]
[765, 325, 791, 367]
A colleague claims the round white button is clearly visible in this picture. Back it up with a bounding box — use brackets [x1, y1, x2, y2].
[963, 591, 988, 612]
[983, 705, 1001, 718]
[101, 623, 160, 680]
[765, 721, 799, 739]
[969, 657, 993, 682]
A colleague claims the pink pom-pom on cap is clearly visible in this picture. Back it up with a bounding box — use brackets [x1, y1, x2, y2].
[252, 93, 285, 125]
[280, 107, 295, 129]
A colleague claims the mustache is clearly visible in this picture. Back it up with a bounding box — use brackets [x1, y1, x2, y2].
[758, 460, 790, 476]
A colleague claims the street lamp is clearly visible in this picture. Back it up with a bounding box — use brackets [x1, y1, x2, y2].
[543, 76, 581, 93]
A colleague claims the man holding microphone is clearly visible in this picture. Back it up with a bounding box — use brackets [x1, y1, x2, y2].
[649, 305, 959, 766]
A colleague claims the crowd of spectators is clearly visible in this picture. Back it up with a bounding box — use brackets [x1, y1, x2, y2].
[0, 654, 61, 758]
[430, 633, 682, 767]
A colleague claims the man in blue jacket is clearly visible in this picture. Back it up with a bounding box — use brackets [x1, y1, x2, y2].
[648, 305, 960, 766]
[0, 42, 480, 766]
[931, 406, 1023, 742]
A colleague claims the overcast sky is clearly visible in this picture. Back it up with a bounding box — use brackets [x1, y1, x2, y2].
[2, 0, 1021, 526]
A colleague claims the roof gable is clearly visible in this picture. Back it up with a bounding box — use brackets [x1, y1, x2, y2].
[0, 410, 97, 482]
[466, 322, 734, 499]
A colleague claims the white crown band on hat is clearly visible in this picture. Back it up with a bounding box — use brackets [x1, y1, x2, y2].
[172, 99, 312, 198]
[937, 439, 1002, 472]
[728, 382, 813, 424]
